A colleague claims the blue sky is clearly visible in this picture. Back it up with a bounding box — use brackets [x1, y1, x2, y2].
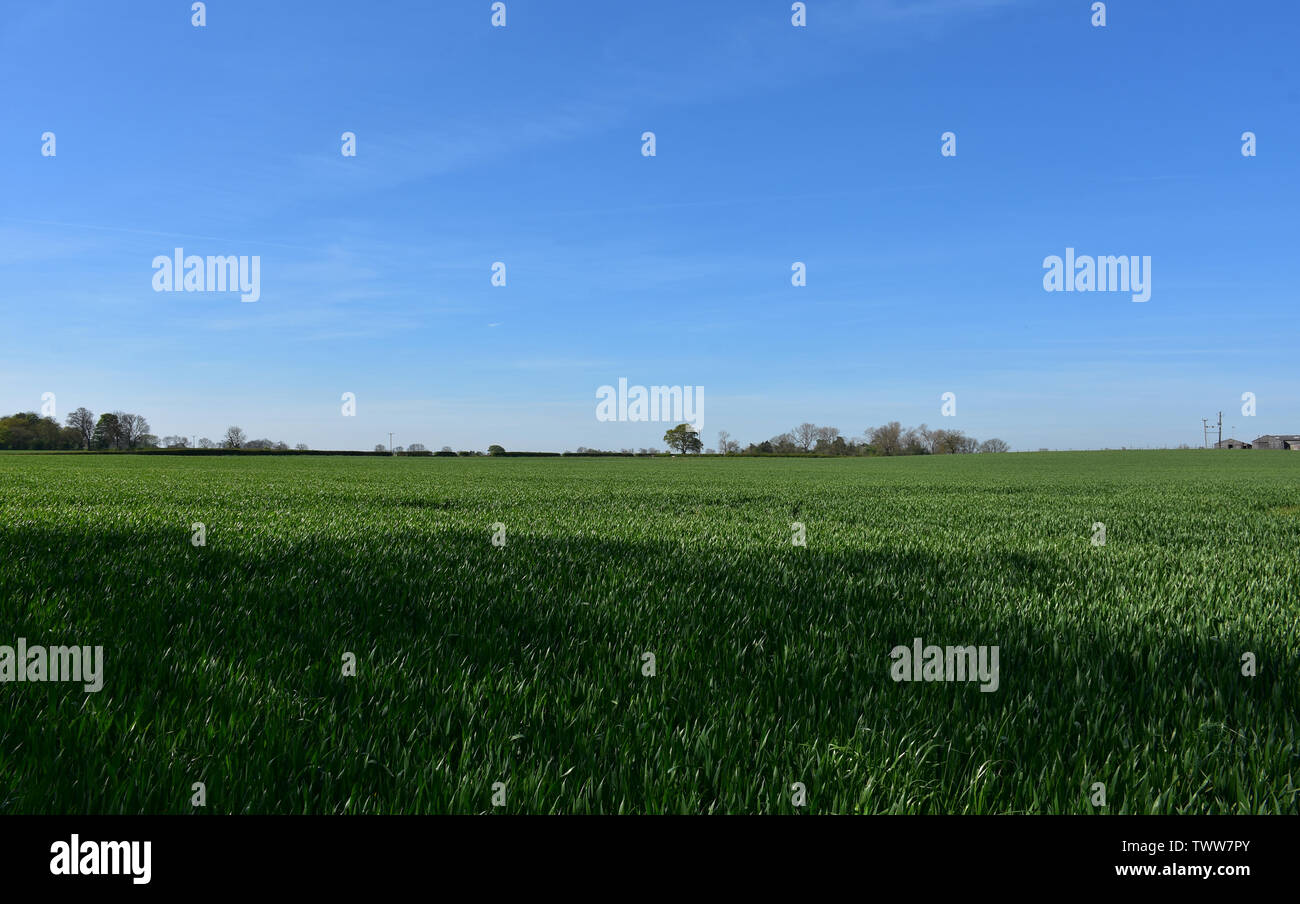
[2, 0, 1297, 451]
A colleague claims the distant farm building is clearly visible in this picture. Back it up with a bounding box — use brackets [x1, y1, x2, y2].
[1251, 435, 1300, 450]
[1215, 438, 1252, 449]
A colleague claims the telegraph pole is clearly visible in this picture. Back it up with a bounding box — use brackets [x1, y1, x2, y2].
[1201, 412, 1224, 448]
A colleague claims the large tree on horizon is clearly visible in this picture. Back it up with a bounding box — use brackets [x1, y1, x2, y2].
[663, 424, 703, 455]
[116, 412, 151, 449]
[92, 413, 122, 449]
[65, 407, 95, 449]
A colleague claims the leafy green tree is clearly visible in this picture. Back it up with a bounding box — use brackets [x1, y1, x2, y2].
[92, 413, 122, 449]
[0, 412, 79, 449]
[663, 424, 703, 455]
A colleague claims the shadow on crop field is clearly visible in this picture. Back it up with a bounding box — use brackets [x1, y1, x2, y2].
[1, 521, 1296, 815]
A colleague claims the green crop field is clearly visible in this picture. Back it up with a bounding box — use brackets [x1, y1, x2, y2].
[0, 451, 1297, 814]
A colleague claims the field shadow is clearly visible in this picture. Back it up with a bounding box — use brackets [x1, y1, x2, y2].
[1, 520, 1296, 814]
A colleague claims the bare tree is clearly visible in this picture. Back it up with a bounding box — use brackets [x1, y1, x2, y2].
[813, 425, 841, 451]
[793, 422, 818, 452]
[131, 415, 152, 448]
[113, 412, 133, 449]
[223, 426, 247, 449]
[868, 421, 903, 456]
[114, 412, 151, 449]
[915, 423, 947, 455]
[113, 412, 134, 449]
[935, 429, 960, 454]
[716, 431, 741, 454]
[979, 438, 1010, 453]
[295, 443, 309, 451]
[901, 426, 926, 455]
[65, 407, 95, 449]
[198, 437, 216, 449]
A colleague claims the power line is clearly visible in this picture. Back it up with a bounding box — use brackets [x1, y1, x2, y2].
[1203, 411, 1223, 448]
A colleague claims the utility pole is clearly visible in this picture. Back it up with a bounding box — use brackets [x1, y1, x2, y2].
[1204, 412, 1224, 449]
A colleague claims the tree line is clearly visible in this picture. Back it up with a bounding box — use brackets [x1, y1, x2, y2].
[0, 408, 156, 450]
[2, 407, 1009, 457]
[584, 422, 1010, 456]
[0, 409, 311, 452]
[715, 422, 1010, 456]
